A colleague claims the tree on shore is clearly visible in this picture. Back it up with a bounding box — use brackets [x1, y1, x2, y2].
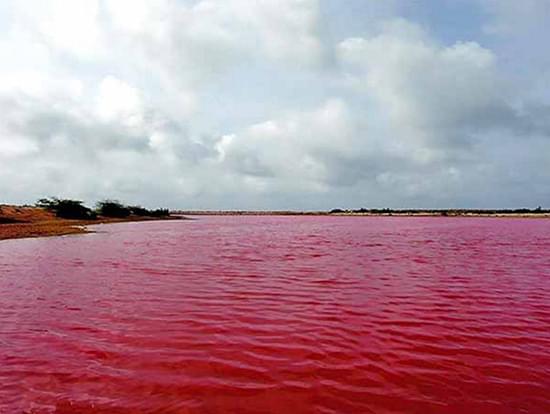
[36, 197, 171, 219]
[96, 200, 131, 218]
[96, 200, 170, 218]
[127, 205, 169, 217]
[36, 197, 97, 220]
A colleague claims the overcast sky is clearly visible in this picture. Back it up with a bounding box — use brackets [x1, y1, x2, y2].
[1, 0, 549, 209]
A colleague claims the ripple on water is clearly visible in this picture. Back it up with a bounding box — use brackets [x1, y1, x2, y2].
[1, 216, 550, 413]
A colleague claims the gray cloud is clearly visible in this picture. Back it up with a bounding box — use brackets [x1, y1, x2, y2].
[0, 1, 549, 209]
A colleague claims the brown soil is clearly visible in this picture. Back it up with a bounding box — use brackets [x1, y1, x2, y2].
[0, 205, 179, 241]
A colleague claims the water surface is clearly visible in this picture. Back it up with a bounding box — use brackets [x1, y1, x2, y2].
[1, 216, 549, 413]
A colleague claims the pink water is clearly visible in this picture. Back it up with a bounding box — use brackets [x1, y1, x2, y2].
[1, 216, 550, 413]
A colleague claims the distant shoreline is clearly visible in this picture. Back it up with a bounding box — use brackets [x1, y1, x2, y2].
[3, 205, 550, 242]
[175, 210, 550, 218]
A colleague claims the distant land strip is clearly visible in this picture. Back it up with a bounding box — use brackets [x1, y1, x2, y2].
[3, 204, 550, 241]
[175, 208, 550, 217]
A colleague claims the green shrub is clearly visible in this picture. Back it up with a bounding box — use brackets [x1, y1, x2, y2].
[96, 200, 131, 218]
[36, 197, 96, 220]
[128, 205, 150, 216]
[149, 208, 170, 217]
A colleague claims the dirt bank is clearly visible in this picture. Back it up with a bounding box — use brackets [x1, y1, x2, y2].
[0, 205, 179, 241]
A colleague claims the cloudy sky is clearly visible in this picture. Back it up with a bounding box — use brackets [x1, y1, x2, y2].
[1, 0, 549, 209]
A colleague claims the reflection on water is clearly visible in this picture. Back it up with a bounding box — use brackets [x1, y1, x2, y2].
[1, 216, 550, 413]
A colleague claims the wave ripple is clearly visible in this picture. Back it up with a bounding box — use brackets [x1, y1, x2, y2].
[1, 216, 550, 413]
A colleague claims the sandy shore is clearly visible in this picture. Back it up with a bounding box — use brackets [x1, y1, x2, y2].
[0, 205, 180, 241]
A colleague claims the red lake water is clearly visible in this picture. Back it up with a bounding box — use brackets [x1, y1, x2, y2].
[1, 216, 550, 413]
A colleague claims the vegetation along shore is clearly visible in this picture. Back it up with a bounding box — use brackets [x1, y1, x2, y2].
[0, 198, 177, 241]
